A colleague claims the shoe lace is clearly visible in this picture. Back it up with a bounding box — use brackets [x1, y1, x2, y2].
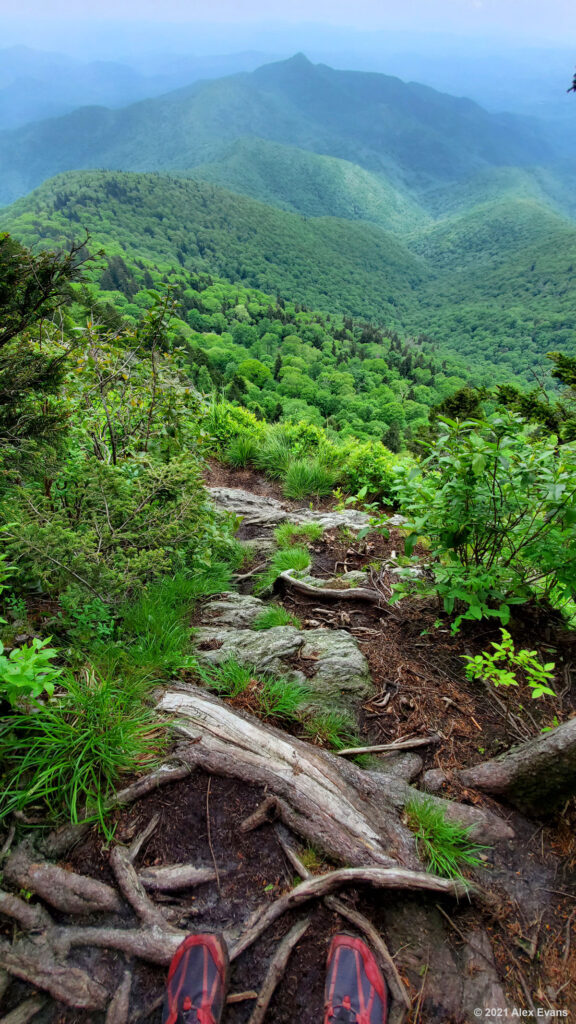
[329, 1006, 372, 1024]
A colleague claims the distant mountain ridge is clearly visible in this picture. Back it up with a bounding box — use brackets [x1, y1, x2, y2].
[0, 54, 571, 210]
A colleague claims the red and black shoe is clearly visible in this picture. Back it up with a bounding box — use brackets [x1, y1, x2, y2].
[324, 933, 388, 1024]
[162, 933, 229, 1024]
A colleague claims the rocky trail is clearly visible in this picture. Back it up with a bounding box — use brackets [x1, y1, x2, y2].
[1, 470, 575, 1024]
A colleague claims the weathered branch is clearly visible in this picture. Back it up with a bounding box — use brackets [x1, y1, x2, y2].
[229, 867, 471, 961]
[279, 569, 391, 607]
[247, 917, 311, 1024]
[128, 813, 161, 864]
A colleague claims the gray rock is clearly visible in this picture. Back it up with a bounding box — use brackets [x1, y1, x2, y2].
[422, 769, 449, 793]
[291, 508, 372, 532]
[207, 487, 287, 526]
[202, 592, 267, 629]
[193, 624, 372, 717]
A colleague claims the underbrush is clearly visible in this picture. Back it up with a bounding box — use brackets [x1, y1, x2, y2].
[0, 668, 164, 836]
[202, 400, 408, 503]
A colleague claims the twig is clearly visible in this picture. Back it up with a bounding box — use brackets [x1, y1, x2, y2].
[336, 736, 440, 757]
[275, 829, 310, 879]
[105, 970, 132, 1024]
[563, 907, 576, 964]
[128, 813, 161, 864]
[227, 991, 259, 1004]
[325, 896, 410, 1019]
[247, 918, 311, 1024]
[110, 846, 179, 932]
[412, 963, 428, 1024]
[206, 778, 221, 895]
[0, 996, 47, 1024]
[230, 868, 471, 960]
[233, 563, 267, 581]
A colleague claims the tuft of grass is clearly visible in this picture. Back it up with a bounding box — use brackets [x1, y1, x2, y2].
[224, 434, 259, 468]
[0, 668, 163, 836]
[302, 710, 359, 750]
[254, 546, 311, 595]
[252, 605, 302, 630]
[196, 657, 310, 721]
[273, 522, 324, 547]
[253, 431, 294, 480]
[405, 796, 489, 880]
[283, 458, 339, 499]
[257, 675, 312, 721]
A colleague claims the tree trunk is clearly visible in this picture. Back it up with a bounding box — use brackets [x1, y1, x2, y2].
[459, 717, 576, 813]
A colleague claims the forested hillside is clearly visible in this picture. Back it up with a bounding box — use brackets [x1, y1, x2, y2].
[0, 54, 573, 209]
[3, 169, 575, 383]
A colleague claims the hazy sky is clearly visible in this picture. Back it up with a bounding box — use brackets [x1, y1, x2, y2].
[2, 0, 575, 43]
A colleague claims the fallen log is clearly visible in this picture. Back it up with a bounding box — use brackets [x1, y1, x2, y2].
[459, 717, 576, 813]
[157, 686, 514, 874]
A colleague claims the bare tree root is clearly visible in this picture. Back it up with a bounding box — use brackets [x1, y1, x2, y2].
[0, 889, 53, 932]
[229, 867, 471, 961]
[0, 940, 109, 1010]
[279, 569, 394, 610]
[109, 846, 179, 931]
[138, 864, 219, 892]
[41, 762, 192, 859]
[459, 718, 576, 813]
[128, 813, 161, 864]
[105, 969, 132, 1024]
[3, 840, 123, 915]
[52, 925, 184, 965]
[0, 996, 47, 1024]
[247, 917, 311, 1024]
[158, 686, 514, 874]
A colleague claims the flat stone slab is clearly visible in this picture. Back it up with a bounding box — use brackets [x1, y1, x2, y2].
[193, 624, 372, 716]
[208, 487, 287, 526]
[207, 486, 396, 534]
[202, 592, 267, 629]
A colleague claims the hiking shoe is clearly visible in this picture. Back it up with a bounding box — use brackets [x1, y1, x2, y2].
[324, 932, 388, 1024]
[162, 933, 229, 1024]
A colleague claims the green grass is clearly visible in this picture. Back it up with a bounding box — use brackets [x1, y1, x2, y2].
[0, 669, 163, 836]
[224, 434, 259, 468]
[254, 546, 311, 595]
[252, 605, 302, 630]
[195, 657, 311, 721]
[283, 458, 339, 499]
[405, 795, 489, 880]
[253, 431, 294, 480]
[302, 710, 360, 750]
[273, 522, 324, 547]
